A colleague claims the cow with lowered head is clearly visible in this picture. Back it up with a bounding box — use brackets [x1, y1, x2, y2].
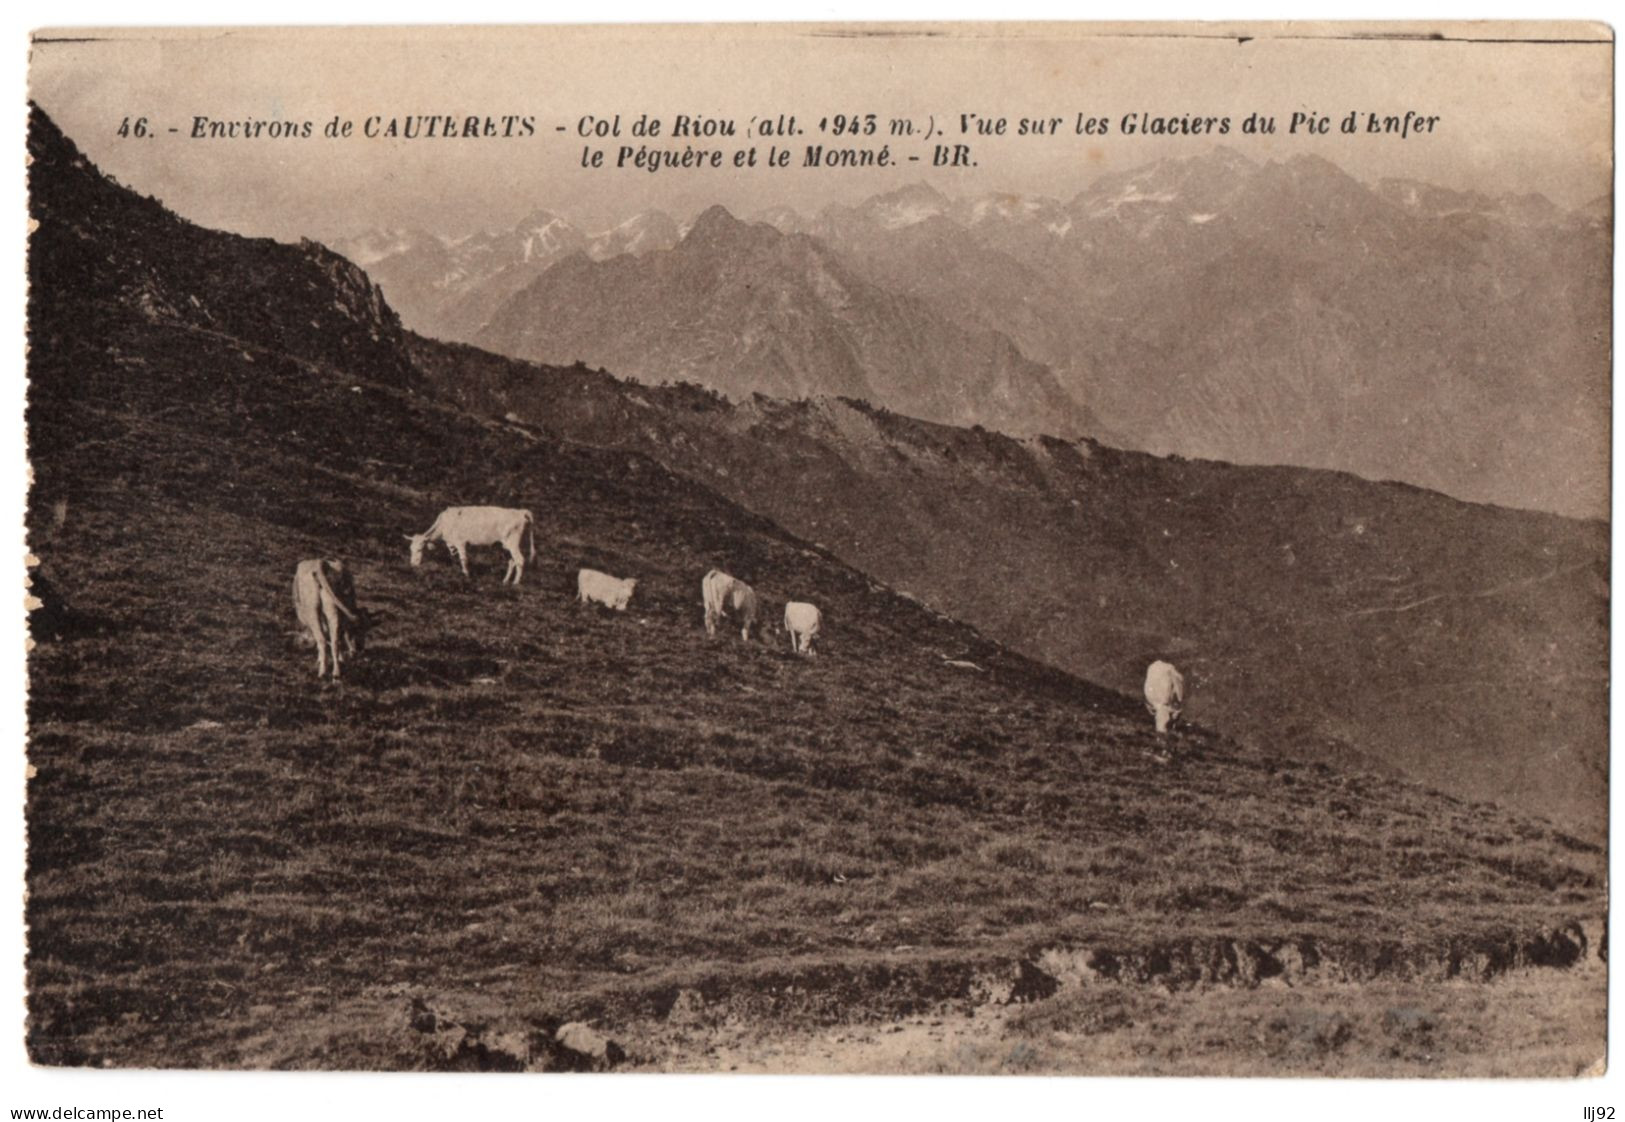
[1143, 659, 1185, 734]
[293, 558, 371, 680]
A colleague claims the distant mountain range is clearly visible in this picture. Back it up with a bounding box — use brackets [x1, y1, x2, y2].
[27, 103, 1606, 1069]
[475, 205, 1102, 439]
[342, 151, 1610, 518]
[335, 208, 683, 344]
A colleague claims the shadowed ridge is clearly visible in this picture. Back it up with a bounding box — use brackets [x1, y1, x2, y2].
[28, 103, 417, 391]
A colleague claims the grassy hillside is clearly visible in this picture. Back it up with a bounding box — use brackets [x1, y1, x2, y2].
[412, 341, 1609, 839]
[25, 108, 1605, 1072]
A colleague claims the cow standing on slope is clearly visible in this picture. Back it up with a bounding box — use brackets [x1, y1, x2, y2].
[293, 558, 368, 680]
[703, 569, 759, 641]
[1144, 660, 1185, 734]
[784, 601, 822, 655]
[405, 506, 537, 585]
[578, 569, 637, 611]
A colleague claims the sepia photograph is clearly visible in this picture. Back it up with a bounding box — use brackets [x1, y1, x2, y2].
[14, 13, 1614, 1111]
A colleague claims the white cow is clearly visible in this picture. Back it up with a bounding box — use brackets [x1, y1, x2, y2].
[405, 506, 537, 585]
[293, 558, 366, 680]
[578, 569, 636, 611]
[703, 569, 759, 640]
[784, 601, 822, 655]
[1144, 660, 1185, 734]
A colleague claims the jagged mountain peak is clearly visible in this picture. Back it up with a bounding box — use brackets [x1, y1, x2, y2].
[1073, 145, 1258, 209]
[586, 209, 681, 260]
[680, 204, 783, 254]
[474, 194, 1101, 441]
[752, 204, 809, 234]
[962, 191, 1066, 225]
[686, 202, 748, 235]
[511, 206, 572, 232]
[865, 181, 954, 224]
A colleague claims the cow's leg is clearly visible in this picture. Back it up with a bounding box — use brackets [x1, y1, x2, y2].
[324, 602, 344, 679]
[456, 544, 471, 577]
[316, 619, 334, 678]
[705, 609, 717, 638]
[505, 542, 523, 584]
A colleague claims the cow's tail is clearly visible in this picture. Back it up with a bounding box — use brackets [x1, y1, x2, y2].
[314, 562, 359, 623]
[525, 510, 538, 562]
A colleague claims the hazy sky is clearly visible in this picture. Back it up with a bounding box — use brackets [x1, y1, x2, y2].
[29, 23, 1613, 241]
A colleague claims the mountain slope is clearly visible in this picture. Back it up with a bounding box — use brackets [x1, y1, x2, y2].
[414, 340, 1610, 838]
[475, 205, 1102, 440]
[25, 106, 1604, 1072]
[805, 188, 1083, 389]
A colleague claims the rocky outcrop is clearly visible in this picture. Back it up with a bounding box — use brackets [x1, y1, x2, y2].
[396, 998, 628, 1072]
[28, 105, 418, 391]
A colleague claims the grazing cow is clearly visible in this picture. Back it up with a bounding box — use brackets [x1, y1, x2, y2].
[784, 601, 822, 655]
[702, 569, 759, 640]
[293, 559, 367, 679]
[405, 506, 537, 584]
[578, 569, 636, 611]
[1144, 660, 1185, 734]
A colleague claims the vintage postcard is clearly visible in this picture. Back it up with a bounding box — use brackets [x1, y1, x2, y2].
[20, 20, 1611, 1095]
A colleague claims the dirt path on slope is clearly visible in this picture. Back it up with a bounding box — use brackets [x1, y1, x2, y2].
[630, 966, 1605, 1077]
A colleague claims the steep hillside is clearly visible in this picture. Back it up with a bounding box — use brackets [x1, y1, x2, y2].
[26, 107, 1604, 1072]
[475, 205, 1102, 441]
[28, 119, 414, 391]
[413, 342, 1609, 839]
